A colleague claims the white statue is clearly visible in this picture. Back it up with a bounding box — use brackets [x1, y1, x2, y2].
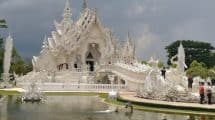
[2, 34, 13, 87]
[171, 43, 187, 72]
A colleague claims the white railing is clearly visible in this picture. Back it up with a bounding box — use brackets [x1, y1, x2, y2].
[18, 83, 127, 92]
[97, 65, 147, 83]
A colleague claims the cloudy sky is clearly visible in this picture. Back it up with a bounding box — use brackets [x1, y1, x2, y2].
[0, 0, 215, 62]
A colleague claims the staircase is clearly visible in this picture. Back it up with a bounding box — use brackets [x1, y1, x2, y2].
[53, 71, 90, 83]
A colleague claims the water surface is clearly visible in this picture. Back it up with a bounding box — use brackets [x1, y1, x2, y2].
[0, 95, 214, 120]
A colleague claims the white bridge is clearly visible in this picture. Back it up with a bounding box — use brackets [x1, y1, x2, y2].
[19, 83, 127, 92]
[17, 64, 148, 92]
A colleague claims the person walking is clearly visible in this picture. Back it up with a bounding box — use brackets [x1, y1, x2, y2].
[188, 76, 193, 91]
[206, 82, 212, 104]
[199, 82, 205, 104]
[161, 67, 166, 79]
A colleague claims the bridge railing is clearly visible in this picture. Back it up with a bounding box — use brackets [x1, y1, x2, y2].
[18, 83, 127, 92]
[97, 65, 147, 82]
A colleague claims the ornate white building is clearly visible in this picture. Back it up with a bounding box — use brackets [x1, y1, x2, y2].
[17, 0, 196, 96]
[32, 0, 136, 72]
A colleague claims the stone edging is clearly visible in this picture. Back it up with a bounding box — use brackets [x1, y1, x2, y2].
[118, 95, 215, 116]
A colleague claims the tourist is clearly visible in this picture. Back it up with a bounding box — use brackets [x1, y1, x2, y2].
[206, 82, 212, 104]
[212, 78, 215, 86]
[161, 67, 166, 79]
[14, 81, 17, 87]
[188, 76, 193, 91]
[199, 82, 205, 104]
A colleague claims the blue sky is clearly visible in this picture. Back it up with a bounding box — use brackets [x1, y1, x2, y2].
[0, 0, 215, 62]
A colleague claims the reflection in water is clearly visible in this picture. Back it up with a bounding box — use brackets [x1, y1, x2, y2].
[0, 95, 214, 120]
[0, 96, 7, 120]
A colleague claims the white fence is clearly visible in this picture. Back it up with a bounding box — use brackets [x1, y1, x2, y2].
[18, 83, 127, 92]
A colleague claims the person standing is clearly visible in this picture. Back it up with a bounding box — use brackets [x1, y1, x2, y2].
[206, 82, 212, 104]
[161, 67, 166, 79]
[199, 82, 205, 104]
[188, 76, 193, 91]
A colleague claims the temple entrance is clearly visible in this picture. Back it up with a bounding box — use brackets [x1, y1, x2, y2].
[86, 61, 94, 71]
[86, 52, 94, 71]
[85, 43, 101, 71]
[57, 63, 69, 70]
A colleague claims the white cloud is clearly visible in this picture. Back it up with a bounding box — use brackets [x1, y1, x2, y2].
[0, 0, 215, 59]
[171, 18, 215, 45]
[136, 25, 162, 60]
[0, 0, 34, 9]
[127, 1, 145, 16]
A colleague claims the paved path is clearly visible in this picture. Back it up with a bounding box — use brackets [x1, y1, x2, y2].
[120, 93, 215, 111]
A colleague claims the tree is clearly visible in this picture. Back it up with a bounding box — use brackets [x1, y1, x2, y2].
[186, 60, 208, 79]
[208, 67, 215, 80]
[165, 40, 215, 68]
[0, 19, 32, 76]
[158, 61, 164, 68]
[141, 60, 147, 65]
[0, 19, 7, 28]
[10, 48, 33, 75]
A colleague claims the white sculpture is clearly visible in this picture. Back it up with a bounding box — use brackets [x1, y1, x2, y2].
[140, 67, 198, 102]
[171, 43, 187, 72]
[148, 57, 159, 67]
[2, 34, 13, 87]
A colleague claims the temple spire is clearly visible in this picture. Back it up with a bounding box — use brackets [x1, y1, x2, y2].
[127, 31, 132, 44]
[82, 0, 87, 10]
[63, 0, 72, 23]
[127, 31, 130, 40]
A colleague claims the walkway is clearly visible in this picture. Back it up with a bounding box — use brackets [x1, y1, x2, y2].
[120, 93, 215, 112]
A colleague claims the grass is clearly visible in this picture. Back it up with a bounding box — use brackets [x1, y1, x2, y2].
[44, 91, 100, 96]
[0, 90, 19, 95]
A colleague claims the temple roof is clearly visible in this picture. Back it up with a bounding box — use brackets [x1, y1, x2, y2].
[43, 0, 108, 57]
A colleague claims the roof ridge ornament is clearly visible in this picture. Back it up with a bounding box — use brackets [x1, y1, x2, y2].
[82, 0, 87, 11]
[94, 8, 98, 23]
[126, 31, 133, 45]
[63, 0, 72, 23]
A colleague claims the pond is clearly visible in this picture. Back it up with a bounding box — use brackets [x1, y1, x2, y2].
[0, 95, 214, 120]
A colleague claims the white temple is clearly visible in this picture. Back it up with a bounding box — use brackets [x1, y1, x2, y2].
[18, 1, 201, 102]
[32, 0, 135, 73]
